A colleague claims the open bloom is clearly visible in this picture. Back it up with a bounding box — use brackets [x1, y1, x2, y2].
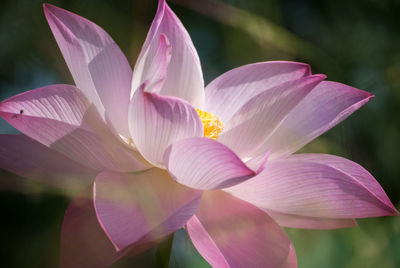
[0, 1, 397, 267]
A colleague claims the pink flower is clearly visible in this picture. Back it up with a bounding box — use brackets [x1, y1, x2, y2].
[0, 1, 397, 267]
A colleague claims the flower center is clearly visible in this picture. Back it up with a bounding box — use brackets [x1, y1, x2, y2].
[196, 109, 224, 140]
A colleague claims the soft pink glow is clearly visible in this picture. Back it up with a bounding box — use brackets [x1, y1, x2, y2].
[0, 0, 397, 267]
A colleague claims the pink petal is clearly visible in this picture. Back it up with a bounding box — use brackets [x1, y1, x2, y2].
[244, 151, 270, 173]
[228, 153, 357, 229]
[60, 189, 159, 268]
[129, 83, 203, 167]
[226, 154, 398, 220]
[218, 75, 325, 160]
[61, 190, 126, 268]
[0, 134, 95, 191]
[139, 34, 172, 93]
[251, 81, 374, 160]
[205, 61, 311, 123]
[265, 210, 357, 229]
[186, 190, 293, 268]
[44, 4, 132, 137]
[94, 169, 201, 250]
[282, 244, 298, 268]
[239, 153, 357, 229]
[132, 0, 204, 107]
[165, 137, 255, 190]
[0, 84, 147, 172]
[290, 153, 398, 214]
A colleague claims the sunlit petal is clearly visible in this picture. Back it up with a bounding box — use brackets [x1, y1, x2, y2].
[129, 83, 203, 167]
[44, 4, 132, 137]
[226, 154, 398, 219]
[0, 84, 147, 172]
[251, 81, 374, 160]
[218, 75, 325, 159]
[132, 0, 204, 107]
[165, 137, 255, 190]
[205, 61, 311, 122]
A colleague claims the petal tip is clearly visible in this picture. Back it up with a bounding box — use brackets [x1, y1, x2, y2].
[380, 204, 399, 217]
[390, 207, 399, 216]
[42, 3, 58, 14]
[42, 3, 50, 9]
[313, 73, 327, 81]
[43, 3, 63, 25]
[158, 0, 166, 8]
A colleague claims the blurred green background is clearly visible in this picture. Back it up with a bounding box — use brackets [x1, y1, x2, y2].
[0, 0, 399, 267]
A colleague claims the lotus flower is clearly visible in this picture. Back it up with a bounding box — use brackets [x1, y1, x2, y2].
[0, 1, 397, 267]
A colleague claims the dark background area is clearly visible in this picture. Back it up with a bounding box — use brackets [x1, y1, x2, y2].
[0, 0, 399, 267]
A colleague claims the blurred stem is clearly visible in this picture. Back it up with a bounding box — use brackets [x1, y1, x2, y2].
[154, 234, 174, 268]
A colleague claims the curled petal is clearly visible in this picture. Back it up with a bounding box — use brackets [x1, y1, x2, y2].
[132, 0, 205, 107]
[226, 154, 398, 219]
[94, 169, 201, 251]
[186, 190, 293, 268]
[44, 4, 132, 137]
[165, 137, 255, 190]
[129, 83, 203, 167]
[205, 61, 311, 122]
[0, 84, 147, 172]
[140, 34, 172, 93]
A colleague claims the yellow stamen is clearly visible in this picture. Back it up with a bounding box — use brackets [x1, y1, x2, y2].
[196, 109, 224, 140]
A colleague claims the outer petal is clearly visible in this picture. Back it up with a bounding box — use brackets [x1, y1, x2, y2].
[94, 169, 201, 251]
[218, 75, 325, 160]
[60, 189, 160, 268]
[226, 155, 398, 220]
[282, 244, 297, 268]
[205, 61, 311, 123]
[186, 190, 293, 268]
[251, 81, 374, 160]
[265, 210, 357, 230]
[0, 85, 147, 172]
[246, 155, 364, 229]
[44, 4, 132, 137]
[0, 134, 95, 190]
[165, 137, 255, 190]
[129, 83, 203, 167]
[290, 153, 397, 213]
[131, 0, 204, 107]
[61, 190, 126, 268]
